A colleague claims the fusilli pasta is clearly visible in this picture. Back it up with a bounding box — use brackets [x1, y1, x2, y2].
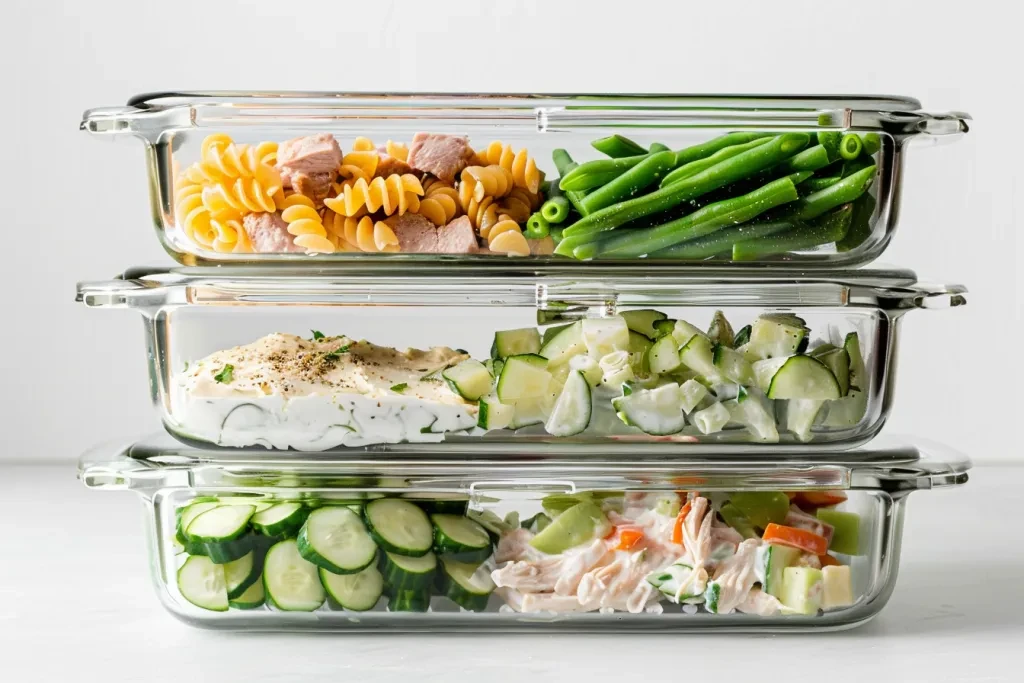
[473, 141, 541, 194]
[487, 214, 531, 256]
[459, 165, 515, 203]
[461, 194, 503, 234]
[324, 174, 424, 217]
[416, 177, 461, 226]
[323, 210, 399, 252]
[279, 194, 335, 253]
[498, 186, 542, 223]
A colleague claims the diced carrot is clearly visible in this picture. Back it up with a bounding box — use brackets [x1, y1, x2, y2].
[818, 553, 842, 567]
[793, 491, 848, 508]
[672, 501, 692, 545]
[762, 522, 829, 555]
[617, 529, 645, 551]
[604, 525, 618, 540]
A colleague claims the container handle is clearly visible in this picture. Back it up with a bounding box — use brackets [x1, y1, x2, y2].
[76, 272, 169, 310]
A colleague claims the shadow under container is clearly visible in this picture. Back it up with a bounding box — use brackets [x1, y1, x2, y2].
[79, 433, 970, 632]
[80, 93, 969, 268]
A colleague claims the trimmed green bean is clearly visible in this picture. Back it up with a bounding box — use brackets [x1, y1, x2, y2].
[836, 193, 877, 252]
[839, 134, 863, 160]
[541, 196, 571, 224]
[800, 175, 842, 193]
[592, 134, 648, 158]
[780, 144, 839, 173]
[672, 132, 773, 167]
[794, 165, 875, 220]
[660, 137, 774, 188]
[555, 133, 810, 256]
[525, 212, 551, 239]
[580, 150, 676, 214]
[574, 176, 800, 260]
[649, 142, 671, 153]
[653, 219, 794, 259]
[732, 204, 853, 260]
[551, 150, 590, 217]
[842, 154, 874, 177]
[559, 154, 648, 192]
[861, 133, 881, 156]
[550, 226, 565, 245]
[817, 131, 843, 159]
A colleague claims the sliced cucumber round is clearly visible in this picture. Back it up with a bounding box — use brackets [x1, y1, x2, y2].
[440, 557, 495, 612]
[177, 555, 228, 612]
[401, 493, 468, 515]
[204, 536, 254, 565]
[442, 359, 493, 401]
[297, 506, 377, 575]
[382, 550, 437, 592]
[251, 502, 308, 538]
[431, 514, 492, 562]
[184, 504, 255, 544]
[263, 539, 325, 611]
[228, 577, 265, 609]
[612, 382, 687, 435]
[544, 370, 592, 437]
[388, 589, 432, 612]
[320, 565, 384, 611]
[364, 498, 433, 557]
[224, 550, 262, 600]
[766, 355, 841, 400]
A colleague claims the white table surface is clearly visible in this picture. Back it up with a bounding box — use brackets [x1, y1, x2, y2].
[2, 463, 1020, 683]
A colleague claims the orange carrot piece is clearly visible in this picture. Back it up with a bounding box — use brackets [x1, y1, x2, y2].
[762, 523, 829, 555]
[672, 501, 693, 545]
[818, 553, 842, 567]
[617, 529, 645, 551]
[793, 491, 848, 508]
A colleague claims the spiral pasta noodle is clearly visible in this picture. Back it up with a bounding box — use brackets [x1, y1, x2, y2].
[416, 177, 461, 226]
[323, 210, 399, 252]
[279, 194, 335, 253]
[174, 176, 252, 253]
[486, 214, 530, 256]
[498, 186, 542, 223]
[324, 173, 423, 217]
[474, 141, 541, 194]
[461, 194, 503, 235]
[459, 165, 515, 203]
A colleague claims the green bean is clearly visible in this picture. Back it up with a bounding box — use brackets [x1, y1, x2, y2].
[732, 204, 853, 260]
[525, 212, 551, 239]
[817, 131, 843, 159]
[799, 175, 842, 193]
[541, 196, 571, 224]
[839, 134, 863, 160]
[551, 150, 590, 217]
[559, 153, 648, 192]
[779, 144, 839, 173]
[580, 150, 676, 214]
[842, 154, 874, 178]
[672, 132, 773, 167]
[591, 134, 648, 158]
[652, 219, 795, 259]
[836, 193, 877, 252]
[861, 133, 881, 156]
[555, 133, 810, 255]
[794, 165, 875, 220]
[649, 142, 671, 153]
[550, 226, 565, 245]
[574, 176, 800, 260]
[660, 137, 773, 188]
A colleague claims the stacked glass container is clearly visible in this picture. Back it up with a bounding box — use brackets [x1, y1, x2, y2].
[77, 93, 971, 631]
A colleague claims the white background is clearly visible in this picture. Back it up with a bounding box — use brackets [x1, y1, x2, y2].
[0, 0, 1019, 461]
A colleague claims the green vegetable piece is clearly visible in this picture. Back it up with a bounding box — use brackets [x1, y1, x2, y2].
[728, 491, 790, 529]
[816, 131, 843, 159]
[799, 175, 842, 193]
[550, 226, 564, 244]
[591, 134, 648, 158]
[559, 153, 648, 192]
[816, 508, 862, 555]
[648, 142, 671, 153]
[525, 212, 551, 239]
[540, 196, 571, 224]
[311, 330, 325, 340]
[580, 150, 676, 214]
[529, 501, 610, 554]
[780, 567, 824, 615]
[860, 132, 881, 156]
[324, 344, 351, 360]
[732, 324, 751, 348]
[836, 193, 876, 253]
[839, 134, 863, 160]
[653, 219, 793, 260]
[390, 383, 408, 393]
[732, 203, 853, 261]
[213, 364, 234, 384]
[660, 137, 773, 188]
[718, 503, 757, 539]
[794, 165, 875, 220]
[551, 149, 589, 217]
[779, 144, 839, 173]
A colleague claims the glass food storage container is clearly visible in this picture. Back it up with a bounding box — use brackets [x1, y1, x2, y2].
[78, 433, 970, 632]
[80, 93, 969, 268]
[76, 265, 966, 452]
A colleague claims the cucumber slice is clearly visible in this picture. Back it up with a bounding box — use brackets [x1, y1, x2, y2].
[746, 314, 809, 360]
[816, 508, 861, 555]
[263, 539, 326, 611]
[496, 354, 552, 402]
[809, 343, 839, 357]
[732, 324, 752, 348]
[824, 333, 868, 427]
[814, 347, 851, 396]
[627, 330, 653, 377]
[712, 343, 754, 385]
[431, 514, 492, 562]
[821, 565, 854, 610]
[780, 566, 824, 615]
[786, 398, 825, 442]
[582, 317, 631, 357]
[176, 501, 220, 555]
[224, 550, 262, 600]
[400, 494, 468, 515]
[185, 505, 255, 544]
[477, 392, 515, 430]
[529, 501, 610, 554]
[727, 388, 779, 442]
[364, 499, 433, 557]
[491, 327, 541, 359]
[569, 354, 603, 387]
[621, 309, 668, 339]
[679, 378, 709, 414]
[442, 359, 493, 401]
[251, 502, 308, 538]
[690, 401, 730, 435]
[320, 565, 384, 611]
[704, 581, 722, 613]
[612, 382, 687, 435]
[767, 356, 841, 400]
[545, 370, 592, 437]
[228, 577, 265, 609]
[204, 536, 255, 565]
[679, 334, 721, 383]
[648, 334, 682, 374]
[646, 562, 705, 603]
[388, 589, 431, 612]
[671, 319, 707, 347]
[761, 543, 802, 598]
[440, 558, 495, 612]
[297, 507, 377, 575]
[538, 321, 585, 366]
[707, 310, 735, 347]
[752, 357, 790, 393]
[177, 555, 228, 612]
[382, 551, 437, 592]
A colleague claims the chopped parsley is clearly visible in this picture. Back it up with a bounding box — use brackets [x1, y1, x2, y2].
[390, 383, 409, 393]
[311, 330, 325, 340]
[213, 364, 234, 384]
[324, 344, 351, 360]
[183, 361, 189, 372]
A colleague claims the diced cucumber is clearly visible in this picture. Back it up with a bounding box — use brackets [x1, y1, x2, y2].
[821, 564, 854, 610]
[545, 370, 592, 437]
[729, 491, 790, 528]
[496, 354, 552, 402]
[251, 502, 308, 538]
[228, 577, 265, 609]
[224, 550, 262, 600]
[185, 505, 255, 544]
[538, 321, 585, 366]
[786, 398, 825, 442]
[263, 539, 326, 611]
[816, 508, 861, 555]
[732, 324, 752, 348]
[780, 566, 824, 615]
[582, 317, 630, 357]
[177, 555, 228, 612]
[718, 503, 757, 539]
[320, 565, 384, 611]
[727, 387, 779, 442]
[691, 401, 730, 435]
[653, 318, 677, 338]
[388, 589, 431, 612]
[477, 392, 515, 430]
[824, 333, 868, 427]
[648, 334, 682, 374]
[491, 327, 541, 359]
[679, 334, 721, 383]
[713, 343, 754, 385]
[598, 350, 635, 389]
[508, 396, 548, 429]
[400, 494, 468, 515]
[541, 322, 572, 346]
[704, 581, 722, 613]
[382, 550, 437, 592]
[627, 330, 653, 377]
[569, 354, 603, 387]
[612, 382, 687, 435]
[809, 343, 839, 357]
[621, 309, 668, 339]
[707, 310, 735, 347]
[752, 357, 789, 393]
[679, 378, 709, 414]
[521, 512, 553, 533]
[364, 498, 434, 557]
[653, 494, 682, 518]
[746, 314, 809, 360]
[671, 319, 707, 347]
[541, 492, 596, 516]
[761, 543, 802, 598]
[431, 514, 492, 562]
[440, 558, 495, 612]
[814, 347, 851, 396]
[646, 562, 705, 603]
[767, 355, 841, 400]
[297, 507, 377, 575]
[442, 359, 493, 401]
[529, 501, 610, 554]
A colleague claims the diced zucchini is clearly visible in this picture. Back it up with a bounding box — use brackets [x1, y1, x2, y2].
[177, 555, 228, 612]
[704, 581, 722, 613]
[228, 578, 265, 609]
[648, 334, 682, 374]
[364, 499, 434, 557]
[529, 501, 610, 554]
[627, 330, 654, 377]
[320, 565, 384, 612]
[297, 507, 377, 575]
[477, 392, 515, 430]
[646, 562, 705, 603]
[491, 327, 541, 359]
[690, 401, 730, 435]
[538, 321, 585, 366]
[621, 309, 669, 339]
[251, 502, 308, 538]
[431, 514, 492, 563]
[541, 322, 572, 346]
[823, 333, 869, 427]
[671, 319, 706, 347]
[442, 359, 493, 401]
[726, 387, 779, 442]
[809, 343, 839, 357]
[707, 310, 735, 347]
[496, 354, 552, 402]
[814, 347, 851, 396]
[746, 314, 809, 360]
[712, 343, 754, 385]
[653, 318, 677, 338]
[816, 508, 861, 555]
[729, 491, 790, 529]
[678, 334, 721, 383]
[582, 317, 630, 357]
[821, 565, 854, 610]
[653, 494, 682, 518]
[678, 378, 709, 414]
[569, 354, 603, 387]
[508, 396, 548, 429]
[786, 398, 825, 442]
[263, 539, 326, 611]
[545, 370, 593, 437]
[752, 357, 789, 393]
[732, 324, 752, 348]
[780, 566, 824, 615]
[761, 543, 802, 598]
[440, 558, 495, 612]
[612, 382, 687, 435]
[766, 355, 841, 400]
